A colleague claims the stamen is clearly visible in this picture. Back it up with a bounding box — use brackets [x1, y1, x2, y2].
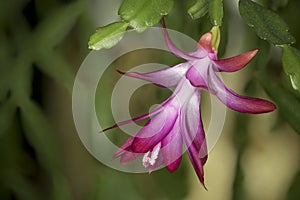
[142, 152, 150, 167]
[142, 142, 161, 168]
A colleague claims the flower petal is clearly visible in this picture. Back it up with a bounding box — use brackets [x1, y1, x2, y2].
[131, 105, 178, 153]
[98, 109, 160, 133]
[116, 62, 190, 88]
[184, 90, 207, 164]
[161, 118, 183, 173]
[161, 18, 200, 60]
[113, 137, 134, 159]
[120, 151, 140, 164]
[185, 57, 211, 88]
[187, 143, 207, 189]
[98, 95, 176, 134]
[213, 49, 258, 72]
[182, 128, 206, 188]
[208, 67, 276, 114]
[113, 137, 141, 164]
[186, 66, 207, 88]
[181, 91, 207, 188]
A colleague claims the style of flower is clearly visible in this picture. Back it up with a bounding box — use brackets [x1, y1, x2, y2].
[100, 20, 276, 188]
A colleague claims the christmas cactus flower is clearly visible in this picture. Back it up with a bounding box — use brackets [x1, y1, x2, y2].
[99, 20, 276, 188]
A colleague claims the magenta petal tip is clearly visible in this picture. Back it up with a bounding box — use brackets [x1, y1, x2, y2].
[213, 49, 259, 72]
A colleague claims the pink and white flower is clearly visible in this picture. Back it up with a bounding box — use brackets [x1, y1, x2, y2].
[100, 20, 276, 188]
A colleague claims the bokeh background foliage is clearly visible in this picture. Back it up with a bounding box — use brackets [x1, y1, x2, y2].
[1, 0, 300, 200]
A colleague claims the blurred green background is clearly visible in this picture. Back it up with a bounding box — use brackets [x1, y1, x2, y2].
[1, 0, 300, 199]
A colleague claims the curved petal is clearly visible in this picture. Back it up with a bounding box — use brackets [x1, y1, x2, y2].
[185, 57, 211, 89]
[113, 137, 141, 164]
[131, 105, 178, 153]
[213, 49, 258, 72]
[98, 95, 176, 134]
[184, 90, 207, 164]
[186, 143, 207, 189]
[161, 18, 200, 60]
[180, 91, 207, 188]
[182, 120, 206, 188]
[98, 107, 161, 133]
[161, 118, 183, 173]
[208, 67, 276, 114]
[186, 67, 207, 88]
[113, 137, 134, 159]
[120, 151, 140, 164]
[116, 62, 190, 88]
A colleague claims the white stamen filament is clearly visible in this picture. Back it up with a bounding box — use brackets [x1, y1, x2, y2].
[142, 142, 161, 168]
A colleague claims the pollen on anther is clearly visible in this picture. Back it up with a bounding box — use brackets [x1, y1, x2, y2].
[142, 143, 161, 167]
